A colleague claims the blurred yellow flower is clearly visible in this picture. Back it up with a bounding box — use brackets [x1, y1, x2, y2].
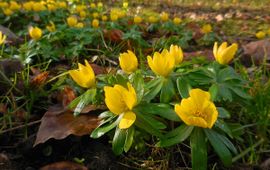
[213, 42, 238, 65]
[76, 22, 84, 28]
[57, 2, 67, 8]
[160, 12, 169, 22]
[76, 5, 86, 13]
[0, 31, 7, 45]
[0, 2, 8, 8]
[134, 16, 142, 24]
[175, 89, 218, 128]
[148, 16, 158, 23]
[92, 12, 99, 18]
[90, 3, 96, 8]
[201, 24, 212, 34]
[9, 1, 20, 11]
[92, 19, 99, 28]
[110, 13, 118, 21]
[97, 2, 103, 8]
[67, 16, 78, 27]
[102, 15, 108, 21]
[29, 26, 42, 40]
[33, 2, 46, 11]
[256, 31, 266, 39]
[173, 17, 182, 25]
[169, 45, 183, 65]
[46, 21, 56, 32]
[23, 2, 34, 11]
[47, 4, 56, 11]
[104, 83, 137, 129]
[69, 60, 96, 88]
[80, 11, 87, 19]
[119, 50, 138, 74]
[123, 2, 128, 8]
[147, 49, 175, 77]
[3, 8, 13, 16]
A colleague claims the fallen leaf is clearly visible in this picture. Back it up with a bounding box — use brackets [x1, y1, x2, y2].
[90, 63, 107, 75]
[184, 50, 214, 61]
[34, 105, 99, 146]
[61, 86, 76, 108]
[103, 29, 123, 43]
[30, 71, 49, 87]
[39, 161, 88, 170]
[242, 39, 270, 65]
[0, 103, 7, 115]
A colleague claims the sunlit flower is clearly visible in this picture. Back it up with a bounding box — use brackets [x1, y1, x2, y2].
[47, 4, 56, 11]
[80, 11, 87, 19]
[23, 2, 34, 11]
[256, 31, 266, 39]
[213, 42, 238, 65]
[46, 21, 56, 32]
[110, 13, 118, 21]
[67, 16, 78, 27]
[175, 89, 218, 128]
[76, 5, 86, 13]
[97, 2, 103, 8]
[92, 19, 99, 28]
[104, 83, 137, 129]
[123, 2, 128, 8]
[119, 50, 138, 74]
[0, 2, 9, 8]
[173, 17, 182, 25]
[169, 45, 183, 65]
[29, 26, 42, 40]
[147, 49, 175, 77]
[90, 3, 96, 8]
[201, 24, 212, 34]
[92, 12, 99, 18]
[69, 60, 96, 88]
[160, 12, 169, 22]
[134, 15, 142, 24]
[33, 2, 46, 11]
[0, 31, 7, 45]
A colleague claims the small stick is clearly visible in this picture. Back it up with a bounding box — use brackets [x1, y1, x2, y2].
[0, 119, 41, 134]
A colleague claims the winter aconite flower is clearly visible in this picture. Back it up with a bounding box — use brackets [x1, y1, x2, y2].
[201, 24, 212, 34]
[160, 12, 169, 22]
[104, 83, 137, 129]
[256, 31, 266, 39]
[92, 19, 99, 28]
[147, 50, 175, 77]
[119, 50, 138, 74]
[67, 16, 78, 27]
[0, 31, 6, 45]
[173, 17, 182, 25]
[213, 42, 238, 65]
[46, 21, 56, 32]
[169, 45, 183, 65]
[175, 89, 218, 128]
[69, 60, 96, 88]
[134, 16, 142, 24]
[29, 27, 42, 40]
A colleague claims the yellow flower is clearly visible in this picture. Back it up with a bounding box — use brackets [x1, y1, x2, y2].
[256, 31, 266, 39]
[123, 2, 128, 8]
[97, 2, 103, 8]
[90, 3, 96, 8]
[47, 4, 56, 11]
[0, 2, 8, 8]
[92, 19, 99, 28]
[119, 50, 138, 74]
[23, 2, 34, 11]
[148, 16, 158, 23]
[92, 12, 99, 18]
[33, 2, 46, 11]
[110, 13, 118, 21]
[102, 15, 108, 21]
[173, 17, 182, 25]
[80, 11, 87, 19]
[3, 8, 13, 16]
[134, 16, 142, 24]
[76, 22, 84, 28]
[67, 16, 78, 27]
[213, 42, 238, 65]
[0, 31, 7, 45]
[160, 12, 169, 22]
[76, 5, 86, 13]
[104, 83, 137, 129]
[69, 60, 96, 88]
[169, 45, 183, 65]
[46, 21, 56, 32]
[201, 24, 212, 34]
[29, 26, 42, 40]
[147, 49, 175, 77]
[9, 1, 20, 11]
[57, 2, 67, 8]
[175, 89, 218, 128]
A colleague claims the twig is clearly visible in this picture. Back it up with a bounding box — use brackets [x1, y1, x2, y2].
[0, 119, 41, 134]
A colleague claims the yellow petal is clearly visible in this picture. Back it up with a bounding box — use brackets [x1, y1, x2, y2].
[213, 42, 218, 60]
[104, 86, 127, 115]
[217, 42, 228, 54]
[69, 70, 89, 88]
[188, 117, 208, 128]
[123, 83, 137, 110]
[202, 101, 218, 128]
[189, 89, 210, 108]
[119, 111, 136, 129]
[219, 43, 238, 64]
[119, 50, 138, 74]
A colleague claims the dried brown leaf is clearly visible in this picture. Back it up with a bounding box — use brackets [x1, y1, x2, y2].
[34, 105, 99, 146]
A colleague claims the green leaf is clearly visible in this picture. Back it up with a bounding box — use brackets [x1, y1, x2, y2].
[134, 103, 180, 121]
[124, 126, 135, 152]
[90, 116, 120, 138]
[144, 78, 163, 102]
[216, 133, 238, 155]
[204, 129, 232, 166]
[157, 124, 193, 147]
[215, 120, 233, 138]
[130, 71, 144, 103]
[217, 66, 240, 82]
[176, 77, 191, 98]
[112, 128, 127, 155]
[135, 112, 163, 137]
[191, 128, 207, 170]
[72, 89, 96, 116]
[160, 78, 175, 103]
[209, 84, 218, 101]
[228, 86, 252, 100]
[218, 84, 232, 102]
[217, 107, 231, 119]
